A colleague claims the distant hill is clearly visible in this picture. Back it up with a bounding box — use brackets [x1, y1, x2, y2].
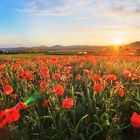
[127, 41, 140, 49]
[0, 41, 139, 51]
[0, 45, 103, 51]
[0, 46, 49, 51]
[47, 45, 102, 50]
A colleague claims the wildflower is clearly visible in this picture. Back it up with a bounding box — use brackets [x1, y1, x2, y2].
[93, 83, 102, 92]
[69, 74, 73, 79]
[114, 82, 125, 97]
[60, 75, 67, 82]
[84, 69, 89, 73]
[0, 74, 3, 79]
[17, 70, 33, 81]
[76, 74, 82, 80]
[0, 65, 4, 71]
[15, 101, 28, 111]
[130, 112, 140, 128]
[24, 71, 33, 81]
[0, 107, 20, 128]
[57, 65, 62, 70]
[40, 66, 49, 76]
[131, 74, 137, 81]
[55, 84, 64, 95]
[40, 81, 49, 89]
[1, 79, 9, 86]
[12, 94, 18, 100]
[62, 98, 74, 109]
[114, 82, 124, 89]
[102, 75, 109, 79]
[117, 88, 125, 97]
[87, 71, 93, 76]
[42, 100, 49, 108]
[4, 85, 13, 95]
[53, 73, 60, 79]
[84, 69, 92, 76]
[91, 74, 100, 81]
[123, 70, 131, 78]
[131, 68, 137, 73]
[107, 74, 117, 81]
[64, 66, 72, 73]
[50, 57, 57, 64]
[101, 79, 108, 87]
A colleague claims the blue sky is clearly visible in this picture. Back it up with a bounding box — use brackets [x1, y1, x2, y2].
[0, 0, 140, 47]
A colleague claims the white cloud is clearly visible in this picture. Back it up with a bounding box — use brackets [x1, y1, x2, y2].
[14, 0, 140, 18]
[15, 0, 92, 16]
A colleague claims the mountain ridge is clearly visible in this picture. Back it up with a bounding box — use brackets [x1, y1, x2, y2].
[0, 41, 139, 51]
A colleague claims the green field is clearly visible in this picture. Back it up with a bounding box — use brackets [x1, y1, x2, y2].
[0, 54, 140, 140]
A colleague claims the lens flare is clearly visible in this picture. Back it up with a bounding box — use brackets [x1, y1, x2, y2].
[24, 94, 36, 105]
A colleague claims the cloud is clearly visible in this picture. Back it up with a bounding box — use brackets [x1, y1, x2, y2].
[14, 0, 140, 18]
[108, 0, 140, 16]
[15, 0, 92, 16]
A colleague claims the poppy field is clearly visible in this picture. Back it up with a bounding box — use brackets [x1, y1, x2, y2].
[0, 55, 140, 140]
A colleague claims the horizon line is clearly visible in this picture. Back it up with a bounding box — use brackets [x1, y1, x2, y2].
[0, 40, 139, 48]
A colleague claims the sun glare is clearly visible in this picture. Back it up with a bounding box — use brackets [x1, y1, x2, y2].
[113, 38, 122, 45]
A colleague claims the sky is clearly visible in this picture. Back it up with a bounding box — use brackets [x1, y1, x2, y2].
[0, 0, 140, 47]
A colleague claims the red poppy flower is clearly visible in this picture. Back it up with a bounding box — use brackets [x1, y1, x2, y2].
[0, 74, 3, 79]
[25, 71, 34, 81]
[84, 69, 89, 73]
[0, 101, 27, 129]
[131, 68, 137, 73]
[114, 82, 124, 89]
[130, 112, 140, 128]
[50, 57, 57, 64]
[60, 75, 67, 82]
[76, 74, 82, 80]
[0, 64, 4, 71]
[4, 85, 13, 95]
[1, 79, 9, 86]
[69, 74, 73, 79]
[0, 108, 20, 129]
[42, 100, 49, 108]
[107, 74, 117, 81]
[57, 65, 62, 70]
[62, 98, 74, 109]
[87, 71, 92, 76]
[39, 66, 50, 77]
[12, 94, 18, 100]
[53, 73, 60, 79]
[131, 74, 137, 81]
[93, 83, 102, 92]
[123, 70, 131, 78]
[102, 75, 109, 79]
[40, 81, 49, 89]
[117, 88, 125, 97]
[114, 82, 125, 97]
[102, 79, 108, 87]
[55, 84, 64, 95]
[15, 101, 28, 111]
[64, 66, 72, 73]
[92, 74, 100, 81]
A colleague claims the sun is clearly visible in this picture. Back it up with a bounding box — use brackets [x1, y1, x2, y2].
[113, 37, 122, 45]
